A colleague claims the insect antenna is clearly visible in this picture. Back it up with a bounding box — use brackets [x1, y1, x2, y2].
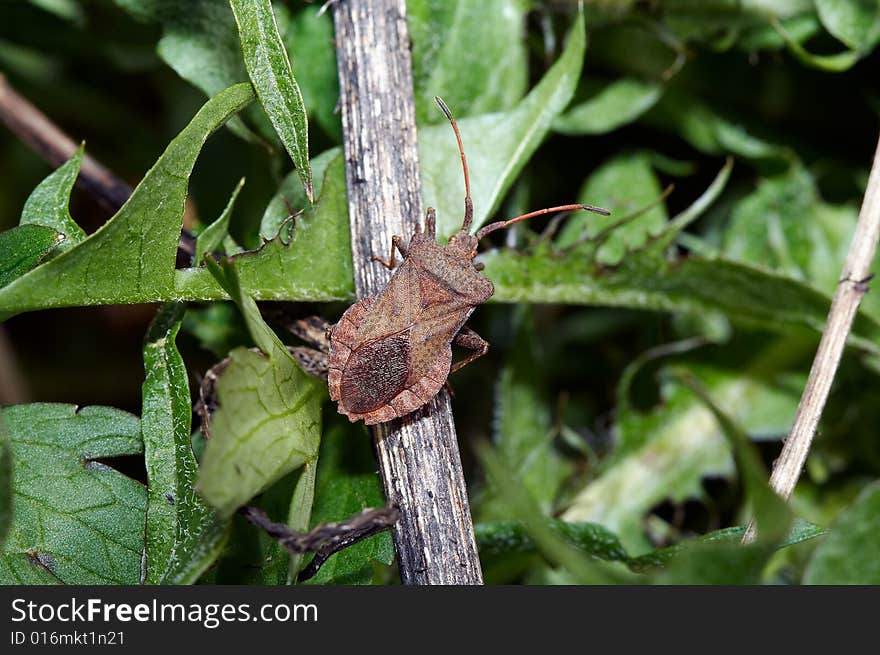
[475, 204, 611, 241]
[434, 96, 473, 232]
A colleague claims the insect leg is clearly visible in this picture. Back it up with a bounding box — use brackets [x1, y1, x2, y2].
[450, 325, 489, 373]
[371, 235, 408, 269]
[425, 207, 436, 238]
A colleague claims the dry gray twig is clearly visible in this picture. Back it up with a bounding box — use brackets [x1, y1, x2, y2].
[743, 135, 880, 544]
[332, 0, 483, 584]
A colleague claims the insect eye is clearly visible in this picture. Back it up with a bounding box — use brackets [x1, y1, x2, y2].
[474, 262, 485, 271]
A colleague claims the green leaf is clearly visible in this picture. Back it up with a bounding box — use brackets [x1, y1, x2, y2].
[408, 0, 528, 125]
[0, 224, 64, 289]
[562, 340, 807, 552]
[476, 520, 629, 563]
[0, 418, 11, 550]
[772, 16, 862, 71]
[735, 12, 822, 52]
[478, 442, 629, 584]
[722, 164, 864, 299]
[553, 79, 663, 135]
[230, 0, 312, 200]
[646, 90, 794, 163]
[815, 0, 880, 52]
[29, 0, 85, 25]
[481, 242, 880, 356]
[285, 458, 318, 582]
[479, 310, 572, 519]
[303, 425, 393, 585]
[652, 542, 773, 584]
[209, 466, 310, 584]
[622, 519, 822, 584]
[672, 369, 791, 543]
[19, 145, 86, 250]
[0, 83, 254, 316]
[419, 10, 586, 237]
[195, 177, 245, 263]
[177, 149, 353, 303]
[556, 151, 667, 265]
[259, 147, 338, 239]
[197, 259, 323, 517]
[0, 404, 146, 584]
[113, 0, 271, 144]
[630, 518, 827, 572]
[142, 303, 228, 584]
[804, 480, 880, 584]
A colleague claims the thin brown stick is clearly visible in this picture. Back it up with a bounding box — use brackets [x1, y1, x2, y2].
[333, 0, 483, 584]
[743, 135, 880, 544]
[0, 73, 199, 261]
[241, 505, 400, 582]
[0, 73, 132, 212]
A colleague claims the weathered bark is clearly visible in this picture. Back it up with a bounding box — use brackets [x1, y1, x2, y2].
[333, 0, 483, 584]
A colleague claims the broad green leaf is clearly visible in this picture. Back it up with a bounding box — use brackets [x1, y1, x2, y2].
[562, 340, 807, 552]
[723, 167, 815, 280]
[556, 151, 667, 265]
[815, 0, 880, 52]
[408, 0, 528, 125]
[658, 0, 814, 49]
[482, 247, 880, 350]
[479, 310, 572, 520]
[553, 79, 662, 135]
[772, 17, 862, 71]
[197, 259, 323, 517]
[19, 146, 86, 250]
[142, 303, 228, 584]
[113, 0, 272, 144]
[735, 12, 822, 51]
[0, 404, 146, 584]
[303, 425, 393, 585]
[259, 147, 338, 239]
[629, 518, 827, 572]
[0, 83, 254, 316]
[195, 177, 245, 263]
[0, 224, 64, 289]
[652, 542, 772, 584]
[672, 369, 791, 543]
[496, 515, 819, 584]
[476, 520, 629, 563]
[0, 418, 11, 549]
[481, 232, 880, 355]
[285, 458, 318, 582]
[419, 10, 585, 237]
[177, 149, 353, 302]
[29, 0, 85, 24]
[645, 90, 794, 163]
[804, 480, 880, 584]
[721, 165, 879, 318]
[230, 0, 312, 200]
[0, 555, 62, 584]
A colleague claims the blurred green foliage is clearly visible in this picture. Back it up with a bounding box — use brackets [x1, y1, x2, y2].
[1, 0, 879, 585]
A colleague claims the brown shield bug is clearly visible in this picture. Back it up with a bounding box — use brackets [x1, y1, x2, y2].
[328, 97, 609, 424]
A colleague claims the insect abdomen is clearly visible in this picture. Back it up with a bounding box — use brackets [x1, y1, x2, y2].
[340, 333, 410, 414]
